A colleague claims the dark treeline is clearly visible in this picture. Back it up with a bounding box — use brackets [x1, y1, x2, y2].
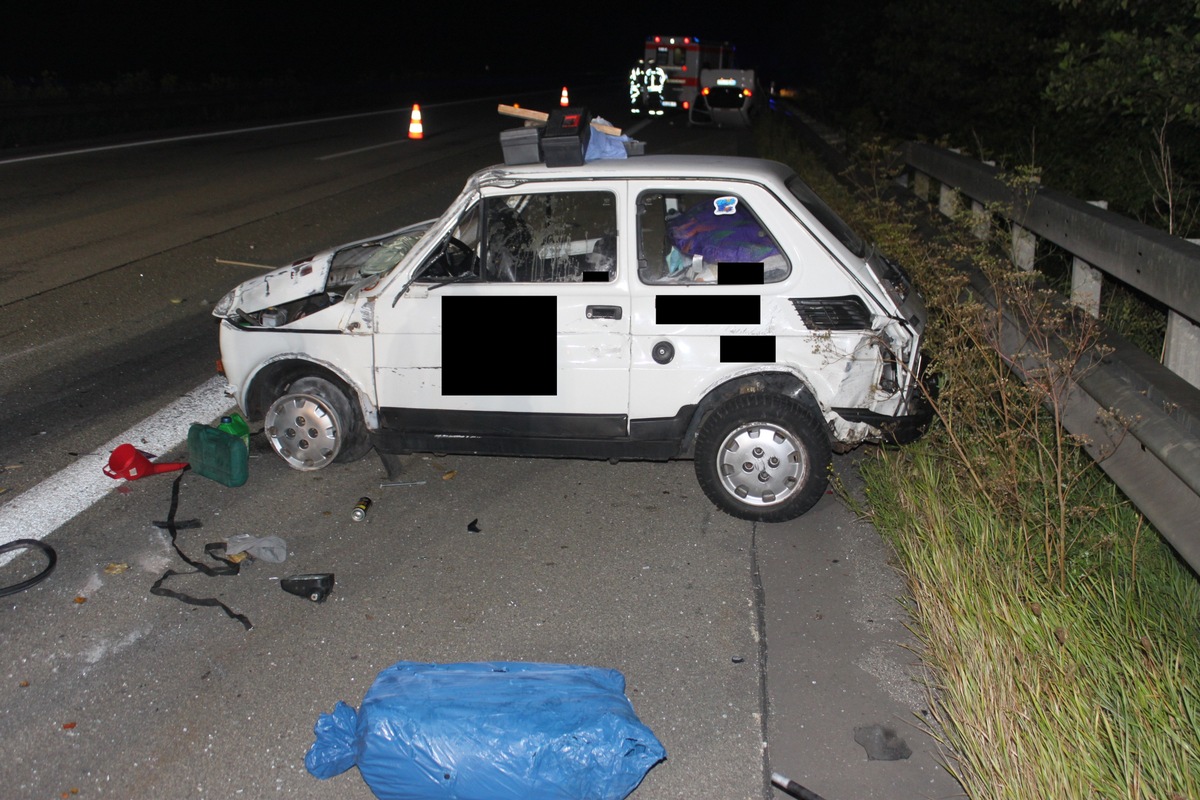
[802, 0, 1200, 238]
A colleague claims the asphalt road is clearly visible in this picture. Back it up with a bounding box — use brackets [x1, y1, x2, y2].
[0, 86, 965, 799]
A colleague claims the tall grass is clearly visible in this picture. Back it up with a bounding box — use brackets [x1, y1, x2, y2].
[757, 114, 1200, 799]
[862, 445, 1200, 798]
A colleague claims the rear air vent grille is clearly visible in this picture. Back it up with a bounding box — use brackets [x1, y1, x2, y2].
[790, 296, 872, 331]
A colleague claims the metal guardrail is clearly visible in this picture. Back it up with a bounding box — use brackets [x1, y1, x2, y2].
[902, 144, 1200, 572]
[950, 255, 1200, 572]
[905, 142, 1200, 386]
[771, 102, 1200, 573]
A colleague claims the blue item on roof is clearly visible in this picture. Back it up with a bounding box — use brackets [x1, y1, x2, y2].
[585, 128, 631, 161]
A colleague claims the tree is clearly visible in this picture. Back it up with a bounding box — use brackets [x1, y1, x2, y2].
[1045, 0, 1200, 128]
[1045, 0, 1200, 234]
[847, 0, 1061, 156]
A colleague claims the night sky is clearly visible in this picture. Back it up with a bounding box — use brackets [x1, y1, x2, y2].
[3, 2, 830, 89]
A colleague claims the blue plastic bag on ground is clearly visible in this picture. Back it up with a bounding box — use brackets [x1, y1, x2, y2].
[305, 661, 666, 800]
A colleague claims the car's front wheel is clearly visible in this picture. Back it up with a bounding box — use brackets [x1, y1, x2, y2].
[694, 394, 831, 522]
[264, 376, 371, 471]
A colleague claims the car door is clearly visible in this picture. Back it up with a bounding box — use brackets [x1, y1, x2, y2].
[628, 181, 817, 420]
[371, 182, 632, 452]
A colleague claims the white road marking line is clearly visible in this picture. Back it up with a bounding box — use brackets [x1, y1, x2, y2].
[0, 335, 71, 365]
[0, 108, 411, 166]
[317, 139, 410, 160]
[0, 91, 541, 167]
[0, 376, 235, 557]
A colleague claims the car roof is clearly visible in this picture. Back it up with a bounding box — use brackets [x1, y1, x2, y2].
[480, 154, 797, 187]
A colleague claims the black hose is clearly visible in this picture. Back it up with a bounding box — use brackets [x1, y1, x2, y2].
[0, 539, 58, 597]
[771, 773, 829, 800]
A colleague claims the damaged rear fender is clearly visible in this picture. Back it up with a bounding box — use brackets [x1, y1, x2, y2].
[679, 370, 828, 458]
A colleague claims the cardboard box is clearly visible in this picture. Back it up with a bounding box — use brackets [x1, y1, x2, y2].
[500, 126, 542, 165]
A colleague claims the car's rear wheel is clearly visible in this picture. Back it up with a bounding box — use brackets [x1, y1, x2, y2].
[694, 394, 831, 522]
[264, 376, 370, 471]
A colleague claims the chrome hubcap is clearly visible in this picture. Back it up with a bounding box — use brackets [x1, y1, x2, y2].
[265, 393, 340, 470]
[716, 422, 807, 507]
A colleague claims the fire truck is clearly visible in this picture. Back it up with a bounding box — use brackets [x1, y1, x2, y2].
[642, 35, 736, 114]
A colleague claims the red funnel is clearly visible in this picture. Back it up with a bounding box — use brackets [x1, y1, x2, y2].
[103, 443, 188, 481]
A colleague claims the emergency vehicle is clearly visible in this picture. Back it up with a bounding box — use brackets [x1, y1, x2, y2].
[643, 35, 736, 114]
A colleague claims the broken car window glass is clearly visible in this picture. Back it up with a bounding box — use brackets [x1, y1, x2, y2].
[328, 229, 427, 288]
[482, 191, 617, 283]
[418, 203, 483, 282]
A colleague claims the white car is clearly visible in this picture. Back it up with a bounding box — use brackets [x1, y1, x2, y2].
[689, 69, 761, 128]
[213, 154, 932, 522]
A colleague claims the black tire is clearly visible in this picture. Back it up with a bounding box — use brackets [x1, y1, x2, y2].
[694, 394, 832, 522]
[264, 376, 371, 471]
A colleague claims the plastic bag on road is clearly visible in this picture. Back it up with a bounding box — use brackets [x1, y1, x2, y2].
[225, 533, 288, 563]
[305, 660, 666, 800]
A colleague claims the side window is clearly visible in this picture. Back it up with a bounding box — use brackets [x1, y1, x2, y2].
[417, 202, 483, 282]
[637, 191, 790, 285]
[482, 191, 617, 283]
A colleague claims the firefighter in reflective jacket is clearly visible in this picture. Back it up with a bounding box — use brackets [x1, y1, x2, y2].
[642, 60, 667, 116]
[629, 60, 646, 113]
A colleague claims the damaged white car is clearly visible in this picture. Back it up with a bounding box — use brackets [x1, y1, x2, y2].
[213, 154, 932, 522]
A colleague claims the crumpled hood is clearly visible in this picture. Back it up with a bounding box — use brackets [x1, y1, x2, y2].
[218, 256, 330, 316]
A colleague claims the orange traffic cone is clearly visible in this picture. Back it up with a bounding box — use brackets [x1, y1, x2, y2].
[560, 87, 569, 107]
[408, 105, 424, 140]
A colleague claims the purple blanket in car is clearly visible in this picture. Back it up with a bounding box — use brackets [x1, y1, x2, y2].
[667, 200, 780, 263]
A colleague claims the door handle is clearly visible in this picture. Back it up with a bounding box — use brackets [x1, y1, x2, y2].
[586, 305, 623, 320]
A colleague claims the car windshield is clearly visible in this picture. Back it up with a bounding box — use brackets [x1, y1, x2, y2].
[328, 229, 427, 289]
[785, 175, 867, 258]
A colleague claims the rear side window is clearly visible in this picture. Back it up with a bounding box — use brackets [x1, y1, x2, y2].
[785, 176, 866, 258]
[637, 191, 790, 285]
